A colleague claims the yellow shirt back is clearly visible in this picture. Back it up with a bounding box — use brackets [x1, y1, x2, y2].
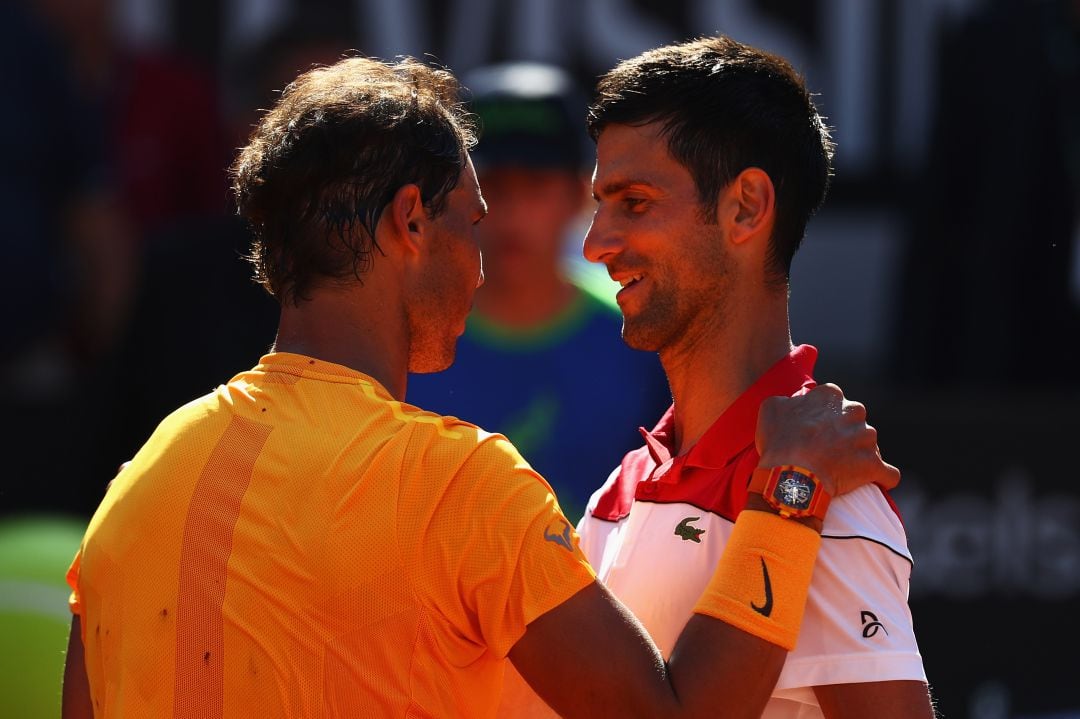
[67, 353, 594, 718]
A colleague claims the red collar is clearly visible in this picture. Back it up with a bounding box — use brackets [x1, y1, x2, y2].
[639, 345, 818, 471]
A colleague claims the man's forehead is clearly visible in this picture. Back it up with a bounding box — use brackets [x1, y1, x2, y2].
[460, 156, 484, 197]
[592, 122, 675, 186]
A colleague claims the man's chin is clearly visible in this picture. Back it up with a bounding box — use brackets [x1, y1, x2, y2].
[621, 324, 663, 353]
[408, 347, 457, 374]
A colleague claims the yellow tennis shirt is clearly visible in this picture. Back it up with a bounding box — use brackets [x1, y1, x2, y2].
[67, 352, 595, 717]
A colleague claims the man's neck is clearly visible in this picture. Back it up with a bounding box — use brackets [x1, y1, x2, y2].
[662, 293, 792, 456]
[473, 269, 578, 328]
[273, 288, 410, 400]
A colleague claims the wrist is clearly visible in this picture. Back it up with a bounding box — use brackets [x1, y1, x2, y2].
[744, 494, 823, 534]
[747, 464, 831, 527]
[693, 509, 822, 650]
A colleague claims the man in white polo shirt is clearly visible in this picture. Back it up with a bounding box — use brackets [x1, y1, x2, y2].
[500, 35, 934, 718]
[577, 35, 933, 718]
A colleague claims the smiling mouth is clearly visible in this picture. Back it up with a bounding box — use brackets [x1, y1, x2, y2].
[617, 274, 644, 289]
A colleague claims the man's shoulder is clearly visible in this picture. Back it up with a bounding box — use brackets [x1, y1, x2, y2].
[823, 485, 911, 562]
[396, 400, 533, 471]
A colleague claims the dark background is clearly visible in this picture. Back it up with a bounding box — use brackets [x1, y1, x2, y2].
[2, 1, 1077, 717]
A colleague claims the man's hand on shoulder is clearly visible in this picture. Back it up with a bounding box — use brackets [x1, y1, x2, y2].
[755, 383, 900, 497]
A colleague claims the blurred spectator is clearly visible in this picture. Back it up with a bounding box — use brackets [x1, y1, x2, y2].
[891, 0, 1080, 387]
[0, 1, 122, 517]
[34, 0, 228, 360]
[0, 2, 93, 376]
[35, 0, 228, 239]
[407, 62, 670, 522]
[3, 0, 243, 517]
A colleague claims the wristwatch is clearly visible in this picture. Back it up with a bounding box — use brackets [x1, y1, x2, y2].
[748, 465, 831, 521]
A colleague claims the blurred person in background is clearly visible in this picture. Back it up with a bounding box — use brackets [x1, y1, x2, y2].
[2, 0, 228, 518]
[0, 1, 96, 390]
[1, 0, 133, 519]
[408, 62, 670, 522]
[33, 0, 227, 360]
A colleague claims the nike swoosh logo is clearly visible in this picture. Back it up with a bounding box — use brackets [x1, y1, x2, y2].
[751, 557, 773, 617]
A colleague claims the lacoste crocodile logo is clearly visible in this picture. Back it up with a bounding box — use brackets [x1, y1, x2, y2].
[751, 557, 773, 617]
[543, 518, 574, 552]
[674, 517, 706, 543]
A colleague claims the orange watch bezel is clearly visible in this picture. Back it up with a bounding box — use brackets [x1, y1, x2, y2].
[748, 465, 830, 521]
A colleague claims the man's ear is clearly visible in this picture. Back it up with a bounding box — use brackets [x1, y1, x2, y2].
[382, 184, 426, 256]
[717, 167, 775, 245]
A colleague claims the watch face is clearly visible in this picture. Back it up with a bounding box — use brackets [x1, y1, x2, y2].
[773, 470, 815, 511]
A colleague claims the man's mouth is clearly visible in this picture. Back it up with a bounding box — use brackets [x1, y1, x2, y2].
[614, 273, 646, 306]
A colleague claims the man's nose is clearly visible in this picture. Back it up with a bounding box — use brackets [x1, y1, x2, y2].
[582, 207, 621, 265]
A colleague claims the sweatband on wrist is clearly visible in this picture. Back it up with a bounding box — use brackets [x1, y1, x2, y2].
[692, 509, 821, 651]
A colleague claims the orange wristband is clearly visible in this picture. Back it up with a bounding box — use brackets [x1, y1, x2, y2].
[692, 509, 821, 650]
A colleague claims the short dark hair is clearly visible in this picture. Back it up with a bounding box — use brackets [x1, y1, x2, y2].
[587, 36, 834, 284]
[231, 56, 476, 304]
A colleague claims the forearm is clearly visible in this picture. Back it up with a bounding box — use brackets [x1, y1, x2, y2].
[512, 506, 821, 718]
[664, 615, 788, 717]
[815, 680, 937, 718]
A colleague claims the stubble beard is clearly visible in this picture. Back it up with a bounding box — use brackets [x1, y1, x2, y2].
[406, 309, 458, 374]
[405, 269, 462, 375]
[620, 288, 684, 352]
[621, 227, 734, 355]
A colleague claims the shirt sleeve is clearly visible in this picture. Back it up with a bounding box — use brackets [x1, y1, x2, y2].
[775, 485, 927, 689]
[398, 430, 597, 660]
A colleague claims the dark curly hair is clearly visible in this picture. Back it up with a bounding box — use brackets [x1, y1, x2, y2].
[231, 56, 477, 304]
[588, 36, 835, 286]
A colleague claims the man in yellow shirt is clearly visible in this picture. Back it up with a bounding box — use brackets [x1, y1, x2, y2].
[63, 56, 899, 718]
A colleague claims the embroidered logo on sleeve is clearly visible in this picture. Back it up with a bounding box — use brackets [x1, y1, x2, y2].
[751, 557, 774, 617]
[674, 517, 706, 543]
[861, 610, 889, 638]
[543, 518, 574, 552]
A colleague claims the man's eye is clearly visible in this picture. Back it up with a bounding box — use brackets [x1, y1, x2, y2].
[623, 197, 648, 212]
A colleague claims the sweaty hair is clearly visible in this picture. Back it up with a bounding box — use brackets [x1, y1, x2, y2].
[588, 36, 834, 285]
[232, 56, 476, 304]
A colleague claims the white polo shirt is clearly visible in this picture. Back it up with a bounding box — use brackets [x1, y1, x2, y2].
[578, 346, 926, 718]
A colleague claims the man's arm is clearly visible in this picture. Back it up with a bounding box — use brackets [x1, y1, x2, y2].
[508, 384, 898, 718]
[510, 576, 787, 718]
[62, 616, 93, 719]
[815, 681, 936, 718]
